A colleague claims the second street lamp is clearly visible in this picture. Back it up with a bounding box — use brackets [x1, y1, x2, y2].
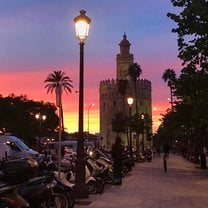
[87, 103, 94, 133]
[35, 113, 47, 152]
[127, 97, 134, 162]
[141, 112, 145, 152]
[73, 10, 91, 199]
[35, 114, 47, 129]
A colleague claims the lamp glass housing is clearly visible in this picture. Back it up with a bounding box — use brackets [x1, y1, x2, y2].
[35, 114, 40, 119]
[74, 10, 91, 42]
[127, 97, 134, 106]
[42, 115, 47, 121]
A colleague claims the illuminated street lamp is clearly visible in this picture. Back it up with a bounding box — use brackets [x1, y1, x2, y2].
[88, 104, 94, 133]
[35, 113, 47, 151]
[140, 112, 145, 151]
[35, 114, 47, 126]
[127, 97, 134, 162]
[73, 10, 91, 199]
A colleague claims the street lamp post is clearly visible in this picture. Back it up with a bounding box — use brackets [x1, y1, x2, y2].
[127, 97, 134, 162]
[35, 113, 47, 151]
[87, 104, 94, 133]
[73, 10, 91, 199]
[35, 114, 47, 128]
[141, 113, 145, 152]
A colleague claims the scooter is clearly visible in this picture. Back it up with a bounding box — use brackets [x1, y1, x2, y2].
[92, 157, 114, 184]
[146, 148, 153, 162]
[59, 158, 100, 195]
[0, 183, 29, 208]
[18, 174, 57, 208]
[137, 151, 145, 163]
[0, 157, 74, 208]
[86, 157, 106, 193]
[0, 158, 36, 208]
[94, 149, 132, 176]
[37, 155, 75, 208]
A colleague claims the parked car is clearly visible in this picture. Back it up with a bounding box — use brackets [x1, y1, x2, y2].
[0, 134, 39, 161]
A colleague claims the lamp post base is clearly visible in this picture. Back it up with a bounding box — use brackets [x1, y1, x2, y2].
[72, 186, 89, 199]
[73, 158, 89, 199]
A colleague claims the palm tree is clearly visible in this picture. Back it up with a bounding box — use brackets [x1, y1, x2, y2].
[162, 68, 176, 110]
[44, 70, 73, 178]
[44, 70, 73, 131]
[128, 63, 142, 114]
[117, 79, 128, 115]
[117, 79, 129, 145]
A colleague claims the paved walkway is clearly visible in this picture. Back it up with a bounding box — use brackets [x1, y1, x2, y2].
[75, 155, 208, 208]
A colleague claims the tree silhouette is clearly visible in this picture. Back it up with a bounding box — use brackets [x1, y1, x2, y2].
[167, 0, 208, 69]
[162, 68, 176, 110]
[128, 63, 142, 114]
[44, 70, 73, 131]
[0, 94, 59, 146]
[117, 79, 128, 115]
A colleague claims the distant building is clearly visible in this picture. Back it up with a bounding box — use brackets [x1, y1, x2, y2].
[99, 34, 152, 149]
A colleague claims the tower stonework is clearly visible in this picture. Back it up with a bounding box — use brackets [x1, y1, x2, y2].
[99, 34, 152, 148]
[116, 33, 134, 80]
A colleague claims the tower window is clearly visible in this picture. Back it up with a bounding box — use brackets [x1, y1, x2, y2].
[140, 101, 143, 106]
[113, 101, 116, 106]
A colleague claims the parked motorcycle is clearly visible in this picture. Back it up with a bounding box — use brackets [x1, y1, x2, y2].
[37, 155, 75, 208]
[85, 156, 107, 193]
[0, 158, 38, 208]
[18, 174, 57, 208]
[121, 152, 133, 174]
[60, 158, 100, 195]
[94, 157, 114, 184]
[0, 157, 75, 208]
[136, 151, 145, 163]
[0, 183, 29, 208]
[146, 148, 153, 162]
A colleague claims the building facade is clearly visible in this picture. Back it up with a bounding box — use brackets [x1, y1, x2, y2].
[99, 34, 152, 149]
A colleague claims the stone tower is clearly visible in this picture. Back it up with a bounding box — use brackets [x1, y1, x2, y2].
[99, 34, 152, 149]
[117, 33, 134, 79]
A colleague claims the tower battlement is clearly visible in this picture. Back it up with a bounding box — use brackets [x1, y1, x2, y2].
[100, 78, 151, 91]
[99, 79, 117, 91]
[138, 79, 151, 88]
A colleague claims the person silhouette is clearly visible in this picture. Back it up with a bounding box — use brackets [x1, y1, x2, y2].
[163, 143, 170, 173]
[111, 136, 123, 185]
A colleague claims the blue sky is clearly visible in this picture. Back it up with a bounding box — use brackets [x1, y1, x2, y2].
[0, 0, 182, 132]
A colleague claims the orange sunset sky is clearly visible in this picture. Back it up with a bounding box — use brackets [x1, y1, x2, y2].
[0, 1, 182, 134]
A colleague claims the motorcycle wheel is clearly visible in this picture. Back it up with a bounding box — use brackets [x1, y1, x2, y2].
[95, 178, 104, 194]
[87, 180, 98, 195]
[39, 191, 74, 208]
[121, 164, 130, 174]
[103, 170, 114, 184]
[54, 190, 74, 208]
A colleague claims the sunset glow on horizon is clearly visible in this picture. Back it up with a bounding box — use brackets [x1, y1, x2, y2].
[0, 0, 182, 134]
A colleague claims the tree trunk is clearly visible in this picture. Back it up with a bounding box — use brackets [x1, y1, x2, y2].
[135, 81, 138, 114]
[60, 105, 64, 131]
[170, 85, 173, 110]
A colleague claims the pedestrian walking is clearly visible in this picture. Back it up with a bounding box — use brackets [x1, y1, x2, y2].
[111, 136, 123, 185]
[163, 143, 170, 173]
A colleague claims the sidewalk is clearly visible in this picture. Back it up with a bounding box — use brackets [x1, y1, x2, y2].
[75, 155, 208, 208]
